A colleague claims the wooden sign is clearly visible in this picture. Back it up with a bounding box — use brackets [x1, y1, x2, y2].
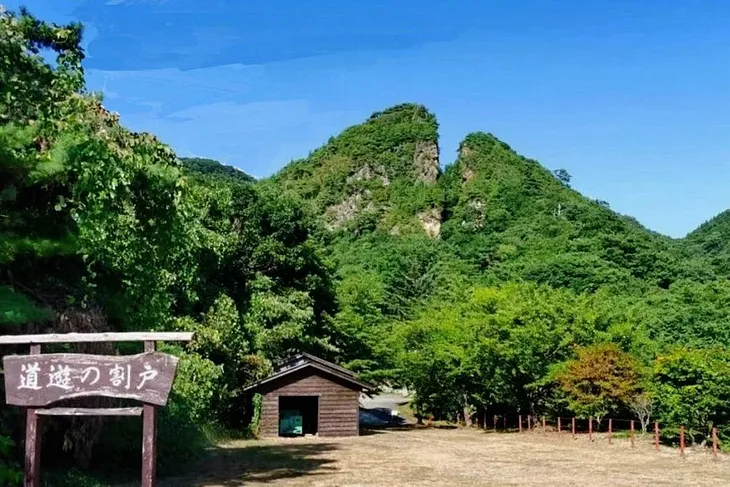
[3, 352, 179, 407]
[0, 331, 193, 487]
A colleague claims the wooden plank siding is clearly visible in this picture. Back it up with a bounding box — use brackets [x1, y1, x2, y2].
[258, 367, 360, 437]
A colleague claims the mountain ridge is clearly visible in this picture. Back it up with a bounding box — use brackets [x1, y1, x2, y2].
[265, 104, 716, 240]
[265, 103, 718, 292]
[266, 103, 443, 237]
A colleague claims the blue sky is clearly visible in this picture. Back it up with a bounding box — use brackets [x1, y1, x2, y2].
[6, 0, 730, 237]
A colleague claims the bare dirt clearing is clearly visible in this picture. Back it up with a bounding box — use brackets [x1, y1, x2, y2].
[160, 427, 730, 486]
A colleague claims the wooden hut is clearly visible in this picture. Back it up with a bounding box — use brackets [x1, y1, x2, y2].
[244, 353, 375, 437]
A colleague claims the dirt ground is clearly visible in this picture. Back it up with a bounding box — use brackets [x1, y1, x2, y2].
[159, 427, 730, 486]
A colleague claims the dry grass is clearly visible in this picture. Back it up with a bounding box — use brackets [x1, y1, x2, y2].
[160, 427, 730, 486]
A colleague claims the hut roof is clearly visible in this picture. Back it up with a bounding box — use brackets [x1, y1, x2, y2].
[243, 353, 376, 393]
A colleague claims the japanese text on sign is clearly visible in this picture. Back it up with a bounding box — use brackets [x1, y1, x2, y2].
[17, 362, 159, 391]
[3, 352, 178, 407]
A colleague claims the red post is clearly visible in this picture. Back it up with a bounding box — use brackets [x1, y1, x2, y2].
[589, 417, 593, 442]
[24, 344, 41, 487]
[571, 417, 576, 439]
[484, 410, 487, 430]
[558, 417, 561, 434]
[654, 421, 659, 451]
[542, 416, 546, 433]
[518, 415, 522, 433]
[630, 420, 635, 448]
[528, 415, 532, 431]
[142, 341, 158, 487]
[679, 426, 685, 457]
[608, 418, 612, 445]
[713, 427, 718, 457]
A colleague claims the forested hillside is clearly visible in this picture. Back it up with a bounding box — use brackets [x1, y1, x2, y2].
[3, 7, 730, 484]
[267, 104, 442, 236]
[180, 157, 255, 183]
[685, 210, 730, 277]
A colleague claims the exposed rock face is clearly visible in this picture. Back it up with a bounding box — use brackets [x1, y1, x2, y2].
[467, 198, 484, 211]
[347, 164, 390, 186]
[325, 190, 372, 230]
[413, 141, 439, 183]
[459, 145, 476, 182]
[418, 207, 442, 239]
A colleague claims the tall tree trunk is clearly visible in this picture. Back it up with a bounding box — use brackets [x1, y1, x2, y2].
[463, 394, 472, 427]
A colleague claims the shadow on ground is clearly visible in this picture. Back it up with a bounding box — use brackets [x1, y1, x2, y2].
[359, 424, 422, 436]
[359, 406, 408, 428]
[159, 442, 339, 486]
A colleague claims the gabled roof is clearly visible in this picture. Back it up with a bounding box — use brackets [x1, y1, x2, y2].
[273, 352, 358, 378]
[244, 353, 375, 393]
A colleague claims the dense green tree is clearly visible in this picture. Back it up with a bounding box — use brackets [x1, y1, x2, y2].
[653, 349, 730, 443]
[392, 283, 653, 421]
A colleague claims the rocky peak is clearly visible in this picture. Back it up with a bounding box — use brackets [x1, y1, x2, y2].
[418, 207, 442, 239]
[347, 164, 390, 186]
[324, 190, 374, 230]
[270, 102, 441, 238]
[413, 141, 439, 184]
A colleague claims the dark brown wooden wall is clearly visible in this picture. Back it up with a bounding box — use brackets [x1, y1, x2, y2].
[259, 368, 360, 437]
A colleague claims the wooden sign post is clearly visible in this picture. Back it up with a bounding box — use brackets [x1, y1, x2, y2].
[0, 332, 193, 487]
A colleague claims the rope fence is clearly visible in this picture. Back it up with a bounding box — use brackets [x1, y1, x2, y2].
[476, 412, 722, 458]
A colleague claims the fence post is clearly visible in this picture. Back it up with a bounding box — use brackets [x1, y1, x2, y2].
[679, 426, 685, 457]
[503, 415, 506, 430]
[713, 427, 718, 458]
[630, 420, 635, 449]
[528, 415, 532, 431]
[141, 341, 158, 487]
[571, 417, 576, 439]
[654, 422, 659, 451]
[608, 419, 612, 445]
[484, 409, 487, 430]
[558, 417, 561, 434]
[24, 344, 42, 487]
[493, 415, 497, 431]
[589, 417, 593, 442]
[518, 415, 522, 433]
[542, 416, 546, 433]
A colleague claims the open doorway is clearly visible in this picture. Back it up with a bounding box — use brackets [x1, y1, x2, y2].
[279, 396, 319, 436]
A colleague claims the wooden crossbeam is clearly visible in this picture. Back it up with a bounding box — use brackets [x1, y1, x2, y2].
[35, 407, 143, 417]
[0, 332, 193, 345]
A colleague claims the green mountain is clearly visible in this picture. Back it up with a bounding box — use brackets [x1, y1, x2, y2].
[269, 105, 714, 294]
[440, 132, 714, 292]
[268, 103, 443, 236]
[180, 157, 255, 183]
[685, 210, 730, 276]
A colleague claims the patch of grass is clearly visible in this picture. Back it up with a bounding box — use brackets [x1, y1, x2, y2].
[0, 285, 52, 326]
[44, 469, 109, 487]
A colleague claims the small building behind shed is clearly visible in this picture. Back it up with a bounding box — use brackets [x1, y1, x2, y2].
[244, 353, 375, 437]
